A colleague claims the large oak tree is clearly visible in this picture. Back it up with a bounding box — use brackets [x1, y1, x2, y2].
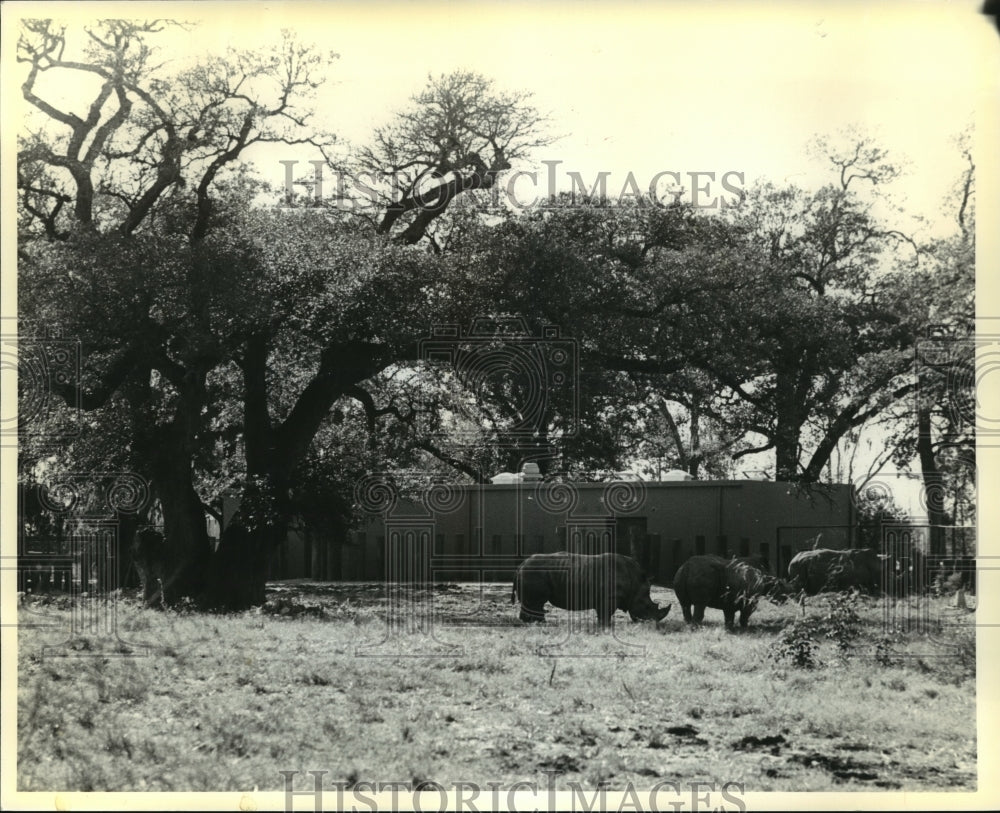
[17, 19, 553, 609]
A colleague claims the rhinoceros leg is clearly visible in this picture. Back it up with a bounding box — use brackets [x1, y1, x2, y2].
[519, 604, 546, 623]
[723, 609, 736, 629]
[595, 599, 615, 629]
[738, 598, 759, 629]
[680, 604, 693, 623]
[692, 605, 706, 623]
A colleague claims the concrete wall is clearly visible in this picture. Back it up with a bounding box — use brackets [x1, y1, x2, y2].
[279, 480, 854, 584]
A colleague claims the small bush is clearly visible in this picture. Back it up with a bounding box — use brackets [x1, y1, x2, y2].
[770, 592, 866, 670]
[938, 615, 976, 683]
[105, 733, 133, 758]
[933, 571, 965, 598]
[822, 592, 863, 655]
[769, 618, 822, 669]
[873, 631, 904, 666]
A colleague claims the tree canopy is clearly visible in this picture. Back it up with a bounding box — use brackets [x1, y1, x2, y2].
[16, 19, 974, 607]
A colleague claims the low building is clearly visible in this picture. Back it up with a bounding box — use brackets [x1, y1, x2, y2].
[273, 468, 857, 584]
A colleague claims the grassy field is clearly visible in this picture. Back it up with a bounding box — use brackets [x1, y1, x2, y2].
[16, 581, 976, 793]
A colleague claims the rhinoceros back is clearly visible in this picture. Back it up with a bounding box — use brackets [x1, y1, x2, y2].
[788, 548, 880, 595]
[674, 555, 772, 610]
[516, 552, 643, 611]
[673, 555, 728, 609]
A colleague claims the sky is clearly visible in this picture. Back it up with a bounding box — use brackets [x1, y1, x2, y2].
[159, 0, 997, 240]
[7, 1, 995, 229]
[3, 0, 999, 514]
[11, 2, 993, 230]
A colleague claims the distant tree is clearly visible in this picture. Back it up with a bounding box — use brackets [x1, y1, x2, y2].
[672, 136, 926, 483]
[854, 482, 911, 549]
[629, 386, 743, 480]
[333, 70, 553, 248]
[471, 156, 929, 486]
[882, 136, 975, 552]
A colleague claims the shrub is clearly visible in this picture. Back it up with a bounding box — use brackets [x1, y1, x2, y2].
[769, 618, 822, 669]
[873, 630, 905, 667]
[822, 591, 863, 655]
[937, 614, 976, 683]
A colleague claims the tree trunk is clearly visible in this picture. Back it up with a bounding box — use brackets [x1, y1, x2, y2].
[917, 406, 950, 557]
[774, 427, 800, 483]
[688, 403, 700, 478]
[143, 335, 401, 610]
[200, 516, 285, 610]
[194, 335, 288, 611]
[773, 368, 806, 483]
[115, 511, 140, 590]
[148, 450, 213, 604]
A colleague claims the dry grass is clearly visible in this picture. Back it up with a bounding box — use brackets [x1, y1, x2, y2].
[16, 583, 976, 792]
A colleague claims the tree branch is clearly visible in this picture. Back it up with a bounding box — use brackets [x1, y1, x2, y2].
[411, 439, 485, 483]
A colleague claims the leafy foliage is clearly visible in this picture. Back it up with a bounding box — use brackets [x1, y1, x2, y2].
[769, 617, 823, 669]
[821, 592, 864, 655]
[16, 20, 975, 610]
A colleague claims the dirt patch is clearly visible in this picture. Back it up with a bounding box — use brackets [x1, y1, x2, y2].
[835, 741, 870, 751]
[554, 731, 598, 747]
[733, 734, 786, 753]
[892, 762, 976, 789]
[537, 753, 584, 773]
[642, 724, 709, 748]
[790, 751, 880, 782]
[268, 581, 521, 626]
[780, 741, 975, 790]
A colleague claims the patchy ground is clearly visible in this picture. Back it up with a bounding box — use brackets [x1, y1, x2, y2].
[17, 582, 976, 793]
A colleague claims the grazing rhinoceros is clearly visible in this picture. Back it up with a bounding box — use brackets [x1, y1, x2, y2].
[512, 552, 670, 627]
[787, 547, 883, 596]
[672, 555, 792, 630]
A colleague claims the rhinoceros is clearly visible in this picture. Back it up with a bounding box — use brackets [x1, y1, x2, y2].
[787, 547, 883, 596]
[672, 554, 791, 629]
[512, 552, 670, 627]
